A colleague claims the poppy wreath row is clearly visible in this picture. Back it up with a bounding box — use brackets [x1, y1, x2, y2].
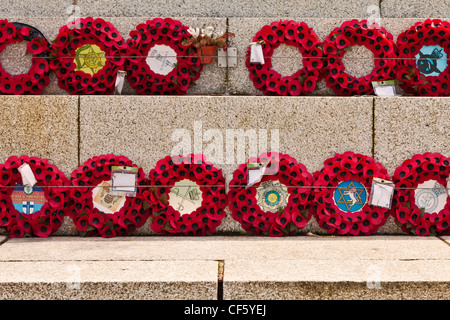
[0, 20, 51, 95]
[245, 20, 323, 96]
[392, 152, 450, 236]
[0, 155, 70, 238]
[2, 18, 450, 96]
[68, 154, 149, 237]
[228, 152, 313, 237]
[247, 19, 450, 96]
[0, 152, 449, 238]
[49, 17, 127, 95]
[396, 19, 450, 96]
[144, 154, 227, 236]
[125, 18, 203, 95]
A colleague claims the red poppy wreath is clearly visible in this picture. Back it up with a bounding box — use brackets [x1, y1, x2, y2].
[68, 154, 149, 237]
[310, 151, 390, 235]
[0, 155, 70, 238]
[124, 18, 203, 95]
[49, 17, 126, 94]
[322, 19, 396, 96]
[0, 20, 51, 95]
[392, 153, 450, 236]
[228, 152, 313, 237]
[396, 19, 450, 96]
[144, 154, 226, 235]
[245, 20, 323, 96]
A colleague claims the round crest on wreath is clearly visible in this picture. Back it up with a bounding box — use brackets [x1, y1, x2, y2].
[0, 155, 70, 238]
[396, 19, 450, 96]
[392, 152, 450, 236]
[143, 154, 227, 235]
[322, 19, 396, 96]
[245, 20, 323, 96]
[124, 18, 203, 95]
[68, 154, 149, 237]
[228, 152, 313, 237]
[49, 17, 126, 95]
[310, 151, 391, 235]
[0, 20, 51, 95]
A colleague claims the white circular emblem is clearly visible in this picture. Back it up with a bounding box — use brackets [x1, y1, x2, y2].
[415, 180, 447, 214]
[146, 44, 177, 76]
[255, 181, 289, 212]
[169, 179, 203, 216]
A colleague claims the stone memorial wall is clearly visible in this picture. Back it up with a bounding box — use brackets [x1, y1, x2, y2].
[0, 0, 449, 236]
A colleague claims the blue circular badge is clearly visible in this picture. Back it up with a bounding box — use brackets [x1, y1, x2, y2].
[333, 180, 367, 213]
[416, 45, 448, 77]
[265, 190, 281, 206]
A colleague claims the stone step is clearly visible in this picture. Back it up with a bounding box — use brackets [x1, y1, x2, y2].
[0, 235, 448, 300]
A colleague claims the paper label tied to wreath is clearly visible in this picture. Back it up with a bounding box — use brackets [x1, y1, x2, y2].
[92, 180, 126, 214]
[169, 179, 203, 216]
[414, 180, 447, 214]
[147, 45, 177, 76]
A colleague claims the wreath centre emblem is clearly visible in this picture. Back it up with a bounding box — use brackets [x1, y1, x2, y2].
[334, 180, 367, 213]
[146, 44, 177, 76]
[414, 180, 447, 214]
[74, 44, 106, 75]
[256, 180, 289, 212]
[169, 179, 202, 216]
[416, 45, 447, 77]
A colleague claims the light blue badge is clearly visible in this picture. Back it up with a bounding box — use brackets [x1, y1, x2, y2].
[416, 45, 447, 77]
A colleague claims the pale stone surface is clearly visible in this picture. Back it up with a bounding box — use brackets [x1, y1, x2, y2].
[0, 236, 448, 299]
[374, 97, 450, 173]
[223, 235, 450, 299]
[0, 96, 78, 176]
[224, 260, 450, 299]
[381, 0, 450, 18]
[0, 260, 218, 299]
[0, 1, 73, 17]
[75, 0, 379, 18]
[79, 95, 372, 234]
[1, 236, 448, 261]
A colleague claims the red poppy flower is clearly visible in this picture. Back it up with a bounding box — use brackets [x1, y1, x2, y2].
[33, 224, 52, 237]
[9, 224, 24, 238]
[415, 221, 431, 236]
[74, 214, 88, 231]
[100, 225, 117, 238]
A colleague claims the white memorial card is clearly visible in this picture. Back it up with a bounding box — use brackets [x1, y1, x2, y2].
[369, 178, 395, 209]
[250, 43, 265, 64]
[246, 163, 268, 189]
[111, 166, 138, 197]
[18, 163, 37, 187]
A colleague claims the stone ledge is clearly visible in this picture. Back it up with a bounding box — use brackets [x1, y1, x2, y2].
[0, 236, 448, 300]
[0, 260, 218, 300]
